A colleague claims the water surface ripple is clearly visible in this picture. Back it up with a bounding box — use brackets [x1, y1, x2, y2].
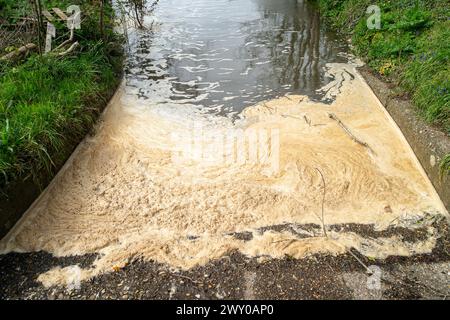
[124, 0, 349, 116]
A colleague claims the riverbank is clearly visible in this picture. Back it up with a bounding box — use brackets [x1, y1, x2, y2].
[311, 0, 450, 176]
[0, 0, 123, 236]
[1, 0, 448, 300]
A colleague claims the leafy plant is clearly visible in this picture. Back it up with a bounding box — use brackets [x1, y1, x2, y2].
[314, 0, 450, 132]
[440, 154, 450, 180]
[0, 0, 123, 188]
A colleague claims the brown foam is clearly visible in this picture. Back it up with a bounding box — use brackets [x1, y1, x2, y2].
[1, 62, 446, 287]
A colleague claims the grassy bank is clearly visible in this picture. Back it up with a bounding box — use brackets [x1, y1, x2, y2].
[311, 0, 449, 175]
[0, 0, 123, 189]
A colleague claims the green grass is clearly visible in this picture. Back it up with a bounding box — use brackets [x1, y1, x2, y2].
[313, 0, 450, 133]
[0, 47, 117, 185]
[0, 0, 33, 23]
[440, 154, 450, 180]
[0, 0, 123, 188]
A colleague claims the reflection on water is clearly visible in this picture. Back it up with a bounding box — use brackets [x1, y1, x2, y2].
[124, 0, 349, 115]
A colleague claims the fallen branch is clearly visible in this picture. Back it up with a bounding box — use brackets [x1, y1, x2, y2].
[17, 17, 39, 22]
[328, 113, 376, 155]
[56, 41, 79, 57]
[55, 28, 74, 51]
[0, 43, 37, 61]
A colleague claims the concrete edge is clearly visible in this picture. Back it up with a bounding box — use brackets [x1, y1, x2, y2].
[357, 66, 450, 210]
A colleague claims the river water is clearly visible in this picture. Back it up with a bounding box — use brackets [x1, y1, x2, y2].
[0, 0, 446, 287]
[124, 0, 348, 116]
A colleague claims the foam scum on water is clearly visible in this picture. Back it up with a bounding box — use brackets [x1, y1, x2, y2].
[0, 61, 447, 287]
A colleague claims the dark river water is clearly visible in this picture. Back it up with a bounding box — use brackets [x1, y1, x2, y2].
[124, 0, 349, 116]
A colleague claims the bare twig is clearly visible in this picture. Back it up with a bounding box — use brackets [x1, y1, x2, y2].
[285, 95, 304, 104]
[172, 273, 201, 284]
[262, 103, 274, 114]
[315, 168, 328, 238]
[272, 238, 299, 244]
[271, 238, 302, 251]
[347, 247, 448, 298]
[291, 164, 325, 229]
[0, 43, 37, 61]
[55, 41, 79, 57]
[347, 247, 372, 274]
[280, 114, 302, 121]
[304, 115, 311, 126]
[285, 95, 293, 101]
[33, 0, 45, 54]
[328, 113, 376, 155]
[55, 28, 74, 50]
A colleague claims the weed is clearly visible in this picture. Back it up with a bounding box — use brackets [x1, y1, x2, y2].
[313, 0, 450, 132]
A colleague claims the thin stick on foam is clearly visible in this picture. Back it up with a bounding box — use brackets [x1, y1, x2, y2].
[315, 167, 328, 238]
[328, 113, 376, 155]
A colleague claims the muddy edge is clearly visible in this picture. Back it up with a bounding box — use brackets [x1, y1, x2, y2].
[1, 221, 449, 299]
[358, 66, 450, 211]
